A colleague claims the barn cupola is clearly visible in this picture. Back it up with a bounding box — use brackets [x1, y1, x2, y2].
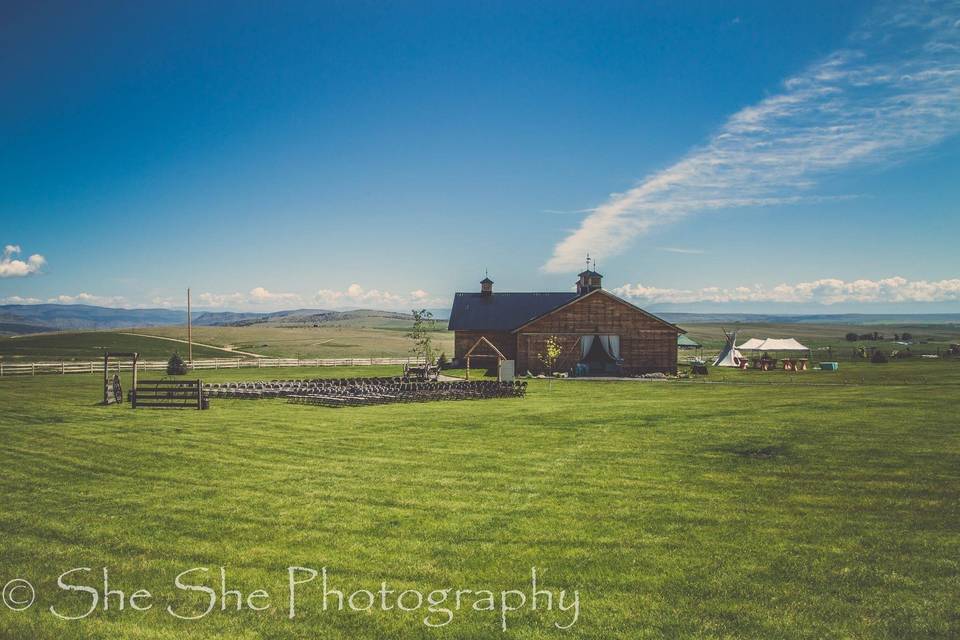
[480, 276, 494, 296]
[576, 269, 603, 296]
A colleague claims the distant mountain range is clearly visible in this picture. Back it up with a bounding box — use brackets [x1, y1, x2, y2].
[0, 304, 446, 335]
[0, 303, 957, 336]
[657, 312, 960, 325]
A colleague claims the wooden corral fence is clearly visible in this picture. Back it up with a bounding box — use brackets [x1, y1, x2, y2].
[0, 357, 426, 377]
[133, 379, 206, 409]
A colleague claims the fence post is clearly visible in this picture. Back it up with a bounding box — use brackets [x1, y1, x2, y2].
[62, 362, 65, 374]
[32, 363, 35, 376]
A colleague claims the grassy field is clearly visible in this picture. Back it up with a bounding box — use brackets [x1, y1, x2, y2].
[126, 325, 454, 360]
[0, 326, 454, 362]
[0, 331, 230, 361]
[683, 322, 959, 355]
[3, 321, 955, 365]
[1, 362, 958, 638]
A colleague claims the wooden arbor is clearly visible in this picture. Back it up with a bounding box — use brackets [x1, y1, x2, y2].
[464, 336, 506, 381]
[102, 351, 139, 405]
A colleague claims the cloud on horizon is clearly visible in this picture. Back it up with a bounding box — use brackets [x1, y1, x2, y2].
[189, 284, 445, 310]
[197, 287, 301, 309]
[543, 0, 960, 272]
[0, 245, 46, 278]
[614, 276, 960, 305]
[48, 292, 128, 306]
[315, 284, 445, 310]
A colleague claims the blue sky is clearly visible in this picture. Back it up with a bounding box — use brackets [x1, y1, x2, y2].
[1, 1, 958, 312]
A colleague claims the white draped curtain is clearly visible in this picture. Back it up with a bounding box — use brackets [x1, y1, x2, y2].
[581, 335, 620, 359]
[602, 335, 620, 359]
[580, 335, 595, 359]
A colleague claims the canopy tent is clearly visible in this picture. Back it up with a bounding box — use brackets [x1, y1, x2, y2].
[737, 338, 809, 351]
[678, 334, 704, 363]
[713, 330, 744, 367]
[735, 336, 812, 371]
[677, 335, 702, 348]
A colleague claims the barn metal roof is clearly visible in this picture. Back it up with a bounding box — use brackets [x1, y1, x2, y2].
[447, 292, 577, 331]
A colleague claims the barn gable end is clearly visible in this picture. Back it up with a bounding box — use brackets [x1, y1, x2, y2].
[447, 274, 683, 376]
[513, 289, 680, 375]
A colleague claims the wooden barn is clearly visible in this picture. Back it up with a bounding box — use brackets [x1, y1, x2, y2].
[448, 270, 685, 376]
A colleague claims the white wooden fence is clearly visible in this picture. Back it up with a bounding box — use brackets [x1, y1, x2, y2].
[0, 357, 425, 377]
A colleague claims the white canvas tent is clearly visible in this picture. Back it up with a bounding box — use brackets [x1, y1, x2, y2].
[713, 330, 744, 367]
[737, 338, 809, 352]
[737, 338, 766, 350]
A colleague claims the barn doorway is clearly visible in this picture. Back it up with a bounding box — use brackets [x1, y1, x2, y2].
[579, 335, 621, 375]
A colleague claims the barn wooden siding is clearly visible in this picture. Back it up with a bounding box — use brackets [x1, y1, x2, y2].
[515, 292, 679, 375]
[453, 330, 517, 363]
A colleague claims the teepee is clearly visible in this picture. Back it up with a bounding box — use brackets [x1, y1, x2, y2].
[713, 329, 744, 367]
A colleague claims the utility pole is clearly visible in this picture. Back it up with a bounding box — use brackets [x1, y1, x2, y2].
[187, 287, 193, 364]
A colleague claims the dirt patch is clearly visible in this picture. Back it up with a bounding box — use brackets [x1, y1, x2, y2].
[730, 445, 789, 460]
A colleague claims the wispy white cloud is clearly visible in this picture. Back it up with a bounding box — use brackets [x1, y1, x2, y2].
[541, 208, 599, 214]
[315, 284, 445, 310]
[0, 244, 46, 278]
[0, 295, 42, 304]
[193, 284, 443, 311]
[248, 286, 302, 305]
[197, 287, 303, 309]
[660, 247, 706, 255]
[48, 292, 128, 306]
[543, 0, 960, 272]
[197, 292, 246, 308]
[614, 276, 960, 305]
[150, 296, 179, 309]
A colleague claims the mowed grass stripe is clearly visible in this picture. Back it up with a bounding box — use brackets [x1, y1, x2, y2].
[0, 365, 958, 638]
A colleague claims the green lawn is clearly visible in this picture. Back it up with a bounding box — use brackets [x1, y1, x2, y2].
[1, 363, 958, 638]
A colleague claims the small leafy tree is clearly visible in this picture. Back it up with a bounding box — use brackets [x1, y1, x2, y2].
[901, 332, 913, 342]
[436, 352, 449, 369]
[166, 352, 188, 375]
[538, 336, 564, 376]
[845, 332, 859, 342]
[407, 309, 435, 364]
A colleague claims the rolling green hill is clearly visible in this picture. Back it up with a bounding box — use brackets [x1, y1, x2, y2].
[0, 332, 235, 361]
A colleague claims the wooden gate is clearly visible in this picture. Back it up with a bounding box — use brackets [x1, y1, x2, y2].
[133, 379, 206, 409]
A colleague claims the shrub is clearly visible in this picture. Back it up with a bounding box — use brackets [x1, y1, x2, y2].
[436, 352, 449, 369]
[870, 350, 889, 364]
[166, 352, 188, 375]
[844, 332, 859, 342]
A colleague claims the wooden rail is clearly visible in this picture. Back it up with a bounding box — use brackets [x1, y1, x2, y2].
[0, 357, 425, 377]
[133, 379, 205, 409]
